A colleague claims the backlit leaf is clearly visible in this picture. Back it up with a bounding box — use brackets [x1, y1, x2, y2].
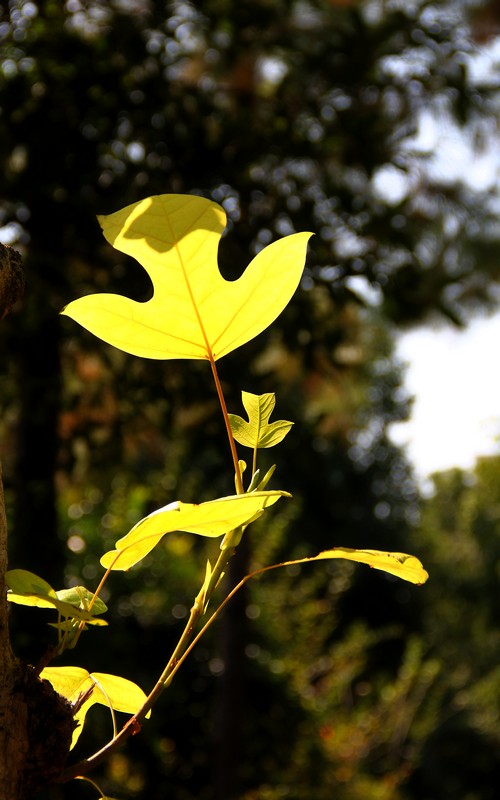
[5, 570, 106, 621]
[56, 586, 107, 615]
[100, 491, 289, 571]
[61, 195, 312, 361]
[229, 392, 293, 449]
[41, 666, 150, 748]
[6, 569, 56, 599]
[274, 547, 429, 585]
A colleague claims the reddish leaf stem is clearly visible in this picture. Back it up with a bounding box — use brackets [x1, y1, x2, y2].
[208, 355, 243, 494]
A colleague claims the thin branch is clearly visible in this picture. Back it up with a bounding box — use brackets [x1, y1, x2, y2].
[209, 356, 244, 494]
[58, 557, 288, 783]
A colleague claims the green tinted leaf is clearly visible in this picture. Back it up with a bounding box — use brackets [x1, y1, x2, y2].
[47, 619, 108, 630]
[56, 586, 107, 615]
[6, 570, 104, 621]
[5, 569, 57, 599]
[229, 392, 293, 449]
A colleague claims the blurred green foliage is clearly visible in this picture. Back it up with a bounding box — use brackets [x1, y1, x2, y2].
[2, 0, 500, 798]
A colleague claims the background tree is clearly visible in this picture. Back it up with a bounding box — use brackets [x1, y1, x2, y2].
[408, 457, 500, 800]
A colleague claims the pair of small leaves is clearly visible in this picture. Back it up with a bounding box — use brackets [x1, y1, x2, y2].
[40, 666, 149, 749]
[100, 491, 289, 571]
[229, 392, 293, 450]
[62, 194, 313, 362]
[5, 569, 107, 624]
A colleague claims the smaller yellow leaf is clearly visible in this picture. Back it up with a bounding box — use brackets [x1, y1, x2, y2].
[90, 672, 150, 716]
[100, 491, 289, 571]
[41, 666, 90, 702]
[313, 547, 429, 585]
[41, 666, 149, 749]
[264, 548, 428, 585]
[40, 666, 96, 748]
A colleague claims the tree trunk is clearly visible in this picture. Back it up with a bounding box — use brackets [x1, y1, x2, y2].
[0, 244, 75, 799]
[0, 454, 22, 795]
[11, 303, 62, 588]
[0, 636, 75, 800]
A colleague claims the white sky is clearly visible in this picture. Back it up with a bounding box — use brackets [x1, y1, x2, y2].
[389, 313, 500, 479]
[381, 36, 500, 482]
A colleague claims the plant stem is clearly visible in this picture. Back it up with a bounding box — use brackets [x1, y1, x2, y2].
[208, 355, 243, 494]
[60, 540, 238, 782]
[75, 774, 107, 797]
[61, 357, 244, 782]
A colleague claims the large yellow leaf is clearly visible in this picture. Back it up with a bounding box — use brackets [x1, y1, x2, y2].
[40, 666, 149, 748]
[100, 491, 288, 571]
[61, 195, 313, 361]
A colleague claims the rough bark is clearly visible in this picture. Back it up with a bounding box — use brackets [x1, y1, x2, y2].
[1, 654, 76, 800]
[1, 243, 75, 799]
[0, 245, 25, 322]
[0, 242, 24, 792]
